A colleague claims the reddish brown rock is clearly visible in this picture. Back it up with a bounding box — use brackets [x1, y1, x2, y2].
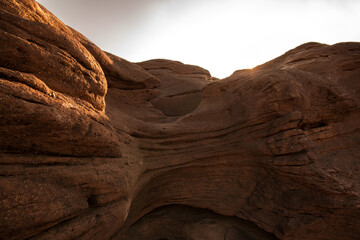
[69, 27, 160, 90]
[0, 0, 122, 157]
[137, 59, 213, 116]
[0, 0, 107, 111]
[122, 205, 277, 240]
[1, 1, 360, 240]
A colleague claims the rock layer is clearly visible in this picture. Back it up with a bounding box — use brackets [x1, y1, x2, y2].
[1, 1, 360, 240]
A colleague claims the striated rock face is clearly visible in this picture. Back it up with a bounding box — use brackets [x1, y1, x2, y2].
[137, 59, 213, 116]
[0, 0, 107, 111]
[1, 1, 360, 240]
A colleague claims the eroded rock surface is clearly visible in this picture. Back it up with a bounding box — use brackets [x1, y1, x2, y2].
[1, 1, 360, 240]
[137, 59, 213, 116]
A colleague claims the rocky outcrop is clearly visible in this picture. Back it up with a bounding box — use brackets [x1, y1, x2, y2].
[0, 0, 107, 111]
[1, 1, 360, 240]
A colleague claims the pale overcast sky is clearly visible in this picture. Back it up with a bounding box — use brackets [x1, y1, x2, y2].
[37, 0, 360, 78]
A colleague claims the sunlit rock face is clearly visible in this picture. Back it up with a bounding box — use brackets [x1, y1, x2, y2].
[1, 1, 360, 240]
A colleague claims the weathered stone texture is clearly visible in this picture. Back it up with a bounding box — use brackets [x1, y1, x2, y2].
[1, 1, 360, 239]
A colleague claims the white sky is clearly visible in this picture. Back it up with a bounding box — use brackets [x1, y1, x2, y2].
[37, 0, 360, 78]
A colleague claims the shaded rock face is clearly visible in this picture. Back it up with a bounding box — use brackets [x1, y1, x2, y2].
[123, 205, 277, 240]
[137, 59, 213, 116]
[1, 1, 360, 240]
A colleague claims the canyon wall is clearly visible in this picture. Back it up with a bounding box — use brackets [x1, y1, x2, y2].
[1, 1, 360, 239]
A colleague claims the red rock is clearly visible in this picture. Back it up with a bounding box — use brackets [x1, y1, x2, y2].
[1, 1, 360, 240]
[137, 59, 213, 116]
[70, 27, 160, 90]
[0, 0, 107, 111]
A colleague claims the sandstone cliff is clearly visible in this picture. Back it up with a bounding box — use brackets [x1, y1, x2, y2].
[1, 1, 360, 239]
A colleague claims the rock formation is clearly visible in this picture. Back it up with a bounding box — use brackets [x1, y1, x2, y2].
[1, 1, 360, 239]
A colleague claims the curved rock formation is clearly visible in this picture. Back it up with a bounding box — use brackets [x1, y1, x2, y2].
[1, 1, 360, 239]
[137, 59, 213, 116]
